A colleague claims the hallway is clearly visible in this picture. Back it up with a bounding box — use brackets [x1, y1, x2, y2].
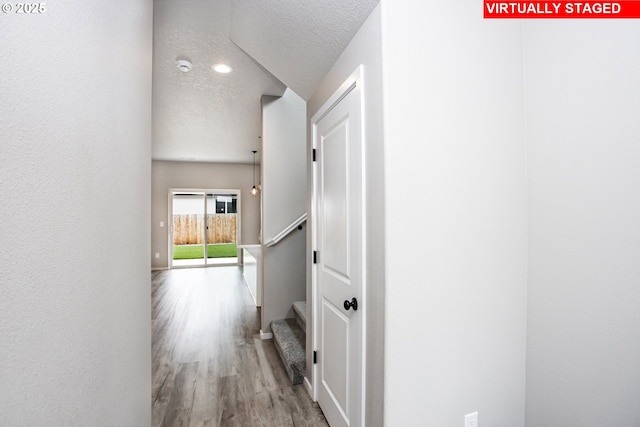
[152, 267, 328, 427]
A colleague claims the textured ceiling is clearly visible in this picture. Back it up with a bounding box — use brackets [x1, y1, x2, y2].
[152, 0, 379, 163]
[230, 0, 379, 101]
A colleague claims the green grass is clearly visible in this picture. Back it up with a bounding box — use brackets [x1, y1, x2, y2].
[173, 243, 237, 260]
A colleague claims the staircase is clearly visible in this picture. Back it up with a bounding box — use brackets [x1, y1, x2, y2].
[271, 301, 307, 385]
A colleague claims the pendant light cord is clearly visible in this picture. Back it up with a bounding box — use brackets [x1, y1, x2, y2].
[252, 150, 256, 187]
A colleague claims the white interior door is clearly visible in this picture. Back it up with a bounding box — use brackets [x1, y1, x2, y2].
[313, 69, 364, 427]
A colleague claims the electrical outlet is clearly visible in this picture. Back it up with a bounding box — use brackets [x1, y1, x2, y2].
[465, 412, 478, 427]
[155, 253, 160, 259]
[160, 221, 164, 227]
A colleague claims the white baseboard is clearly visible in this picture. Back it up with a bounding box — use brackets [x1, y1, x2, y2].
[304, 377, 315, 401]
[259, 329, 273, 340]
[151, 267, 169, 271]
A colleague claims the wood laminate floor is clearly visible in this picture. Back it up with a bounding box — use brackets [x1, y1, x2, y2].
[152, 267, 329, 427]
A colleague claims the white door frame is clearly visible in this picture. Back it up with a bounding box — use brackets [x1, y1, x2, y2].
[310, 65, 366, 425]
[168, 188, 242, 268]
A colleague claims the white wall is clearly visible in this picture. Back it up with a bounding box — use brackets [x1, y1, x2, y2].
[262, 89, 307, 239]
[261, 228, 307, 330]
[525, 21, 640, 427]
[307, 5, 386, 425]
[381, 1, 528, 425]
[261, 89, 307, 332]
[0, 1, 152, 425]
[151, 160, 261, 269]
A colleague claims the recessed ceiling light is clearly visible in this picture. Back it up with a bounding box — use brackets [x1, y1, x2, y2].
[212, 63, 233, 74]
[176, 59, 193, 72]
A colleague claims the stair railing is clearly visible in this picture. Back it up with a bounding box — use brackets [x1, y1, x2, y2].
[264, 213, 307, 248]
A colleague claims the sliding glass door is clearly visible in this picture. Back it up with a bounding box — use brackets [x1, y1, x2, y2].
[205, 192, 238, 264]
[170, 190, 239, 268]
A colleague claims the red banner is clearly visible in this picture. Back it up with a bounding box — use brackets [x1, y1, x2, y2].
[484, 1, 640, 18]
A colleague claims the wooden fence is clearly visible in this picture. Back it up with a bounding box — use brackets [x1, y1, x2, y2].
[173, 214, 237, 245]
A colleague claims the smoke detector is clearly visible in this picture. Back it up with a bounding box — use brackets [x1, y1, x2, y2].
[176, 59, 193, 73]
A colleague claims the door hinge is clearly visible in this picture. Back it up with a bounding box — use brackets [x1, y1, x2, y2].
[312, 148, 317, 162]
[313, 351, 317, 364]
[313, 251, 318, 264]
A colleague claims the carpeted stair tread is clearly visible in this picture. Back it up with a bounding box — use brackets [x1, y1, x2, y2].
[271, 318, 306, 385]
[292, 301, 307, 330]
